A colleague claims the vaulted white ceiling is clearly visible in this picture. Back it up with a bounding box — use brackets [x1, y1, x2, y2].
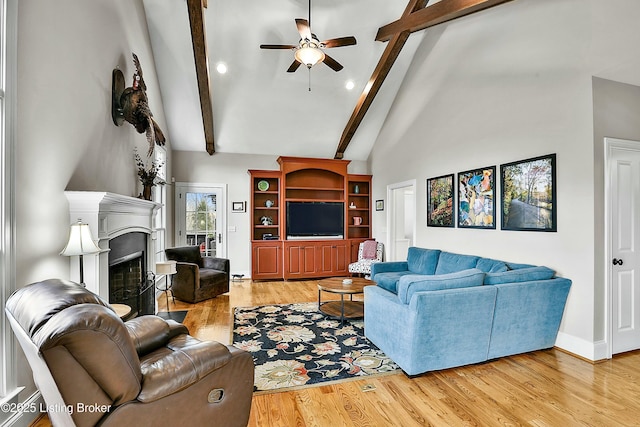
[142, 0, 424, 160]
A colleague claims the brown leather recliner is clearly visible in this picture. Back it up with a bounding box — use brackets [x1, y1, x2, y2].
[5, 279, 254, 427]
[164, 246, 230, 303]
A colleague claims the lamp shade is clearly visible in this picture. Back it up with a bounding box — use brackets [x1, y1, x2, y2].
[295, 46, 325, 68]
[60, 221, 100, 256]
[156, 261, 177, 275]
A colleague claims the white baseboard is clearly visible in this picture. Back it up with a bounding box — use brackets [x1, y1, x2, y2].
[0, 390, 44, 427]
[555, 331, 608, 362]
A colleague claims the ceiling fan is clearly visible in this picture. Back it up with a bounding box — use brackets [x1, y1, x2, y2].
[259, 0, 357, 73]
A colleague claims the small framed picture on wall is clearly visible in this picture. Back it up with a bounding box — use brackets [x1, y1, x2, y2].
[375, 200, 384, 211]
[232, 201, 246, 213]
[457, 166, 496, 229]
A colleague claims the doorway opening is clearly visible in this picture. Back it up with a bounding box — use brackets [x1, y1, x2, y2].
[175, 183, 227, 258]
[387, 180, 416, 262]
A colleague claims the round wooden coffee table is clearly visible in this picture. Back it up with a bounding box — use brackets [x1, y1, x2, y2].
[317, 277, 375, 324]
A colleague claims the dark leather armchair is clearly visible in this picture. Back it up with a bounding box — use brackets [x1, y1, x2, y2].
[165, 246, 230, 303]
[5, 279, 253, 427]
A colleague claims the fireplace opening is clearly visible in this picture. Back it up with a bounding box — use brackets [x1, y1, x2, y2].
[109, 232, 154, 317]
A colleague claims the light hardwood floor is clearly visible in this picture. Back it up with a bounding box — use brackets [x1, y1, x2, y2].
[33, 279, 640, 427]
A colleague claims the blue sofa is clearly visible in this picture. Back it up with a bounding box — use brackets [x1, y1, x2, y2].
[364, 247, 571, 376]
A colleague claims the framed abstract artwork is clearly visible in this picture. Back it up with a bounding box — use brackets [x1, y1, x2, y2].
[500, 154, 557, 232]
[427, 174, 454, 227]
[458, 166, 496, 229]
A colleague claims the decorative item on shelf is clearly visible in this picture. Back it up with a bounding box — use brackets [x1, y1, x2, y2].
[257, 180, 269, 191]
[353, 216, 363, 225]
[349, 202, 357, 209]
[60, 220, 101, 287]
[265, 199, 274, 208]
[112, 53, 165, 157]
[260, 216, 273, 226]
[135, 149, 164, 200]
[354, 184, 360, 194]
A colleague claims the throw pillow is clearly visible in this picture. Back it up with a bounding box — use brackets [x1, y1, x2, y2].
[435, 251, 480, 275]
[397, 268, 485, 304]
[484, 266, 555, 285]
[476, 258, 508, 273]
[407, 247, 441, 275]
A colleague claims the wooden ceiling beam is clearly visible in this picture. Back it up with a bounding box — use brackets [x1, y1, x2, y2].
[376, 0, 513, 42]
[335, 0, 514, 159]
[187, 0, 215, 155]
[334, 0, 427, 159]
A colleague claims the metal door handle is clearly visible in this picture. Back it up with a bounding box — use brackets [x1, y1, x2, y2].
[613, 258, 624, 266]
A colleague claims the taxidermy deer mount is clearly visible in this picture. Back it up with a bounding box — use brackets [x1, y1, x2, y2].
[112, 53, 165, 156]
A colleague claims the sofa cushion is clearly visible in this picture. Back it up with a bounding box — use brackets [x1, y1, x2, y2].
[476, 258, 508, 273]
[374, 271, 414, 294]
[506, 262, 535, 270]
[484, 266, 555, 285]
[407, 247, 441, 275]
[435, 252, 480, 275]
[397, 268, 485, 304]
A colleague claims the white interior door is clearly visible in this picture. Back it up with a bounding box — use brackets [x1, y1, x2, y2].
[607, 138, 640, 355]
[175, 183, 226, 258]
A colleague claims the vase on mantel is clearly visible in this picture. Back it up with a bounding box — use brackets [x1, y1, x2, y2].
[142, 184, 153, 201]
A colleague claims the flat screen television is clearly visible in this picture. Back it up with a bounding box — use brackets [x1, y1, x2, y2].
[286, 202, 344, 239]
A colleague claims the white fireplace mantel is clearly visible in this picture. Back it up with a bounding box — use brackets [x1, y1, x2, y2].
[65, 191, 161, 301]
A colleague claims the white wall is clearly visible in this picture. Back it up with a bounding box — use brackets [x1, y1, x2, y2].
[368, 0, 640, 360]
[15, 0, 169, 410]
[172, 152, 369, 276]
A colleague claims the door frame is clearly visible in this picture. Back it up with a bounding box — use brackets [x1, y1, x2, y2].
[174, 182, 227, 258]
[604, 137, 640, 358]
[386, 180, 417, 262]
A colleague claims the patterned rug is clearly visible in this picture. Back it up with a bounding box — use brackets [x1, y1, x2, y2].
[232, 302, 399, 394]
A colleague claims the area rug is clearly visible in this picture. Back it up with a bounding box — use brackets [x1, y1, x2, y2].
[232, 302, 399, 394]
[156, 310, 188, 323]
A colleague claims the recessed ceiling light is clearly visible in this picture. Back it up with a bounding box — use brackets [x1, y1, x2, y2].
[345, 80, 355, 90]
[216, 63, 227, 74]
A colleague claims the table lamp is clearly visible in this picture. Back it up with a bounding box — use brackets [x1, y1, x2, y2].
[60, 220, 101, 287]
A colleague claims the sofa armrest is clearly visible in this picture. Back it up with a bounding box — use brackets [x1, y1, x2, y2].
[203, 257, 229, 273]
[137, 338, 233, 403]
[125, 316, 189, 356]
[371, 261, 408, 279]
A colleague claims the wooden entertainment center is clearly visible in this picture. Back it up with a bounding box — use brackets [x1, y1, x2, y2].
[249, 157, 372, 280]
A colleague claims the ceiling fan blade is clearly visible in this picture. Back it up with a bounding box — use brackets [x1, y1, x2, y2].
[287, 60, 302, 73]
[260, 44, 297, 50]
[295, 18, 312, 40]
[322, 36, 357, 48]
[323, 54, 343, 72]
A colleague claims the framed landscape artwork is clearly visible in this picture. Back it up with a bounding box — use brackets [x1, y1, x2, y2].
[501, 154, 557, 232]
[427, 174, 454, 227]
[458, 166, 496, 229]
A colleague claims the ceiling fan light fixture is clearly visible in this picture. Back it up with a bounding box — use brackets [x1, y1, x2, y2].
[295, 46, 325, 68]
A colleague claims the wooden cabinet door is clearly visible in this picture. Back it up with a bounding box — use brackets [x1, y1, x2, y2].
[252, 242, 282, 280]
[285, 243, 316, 278]
[316, 241, 348, 276]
